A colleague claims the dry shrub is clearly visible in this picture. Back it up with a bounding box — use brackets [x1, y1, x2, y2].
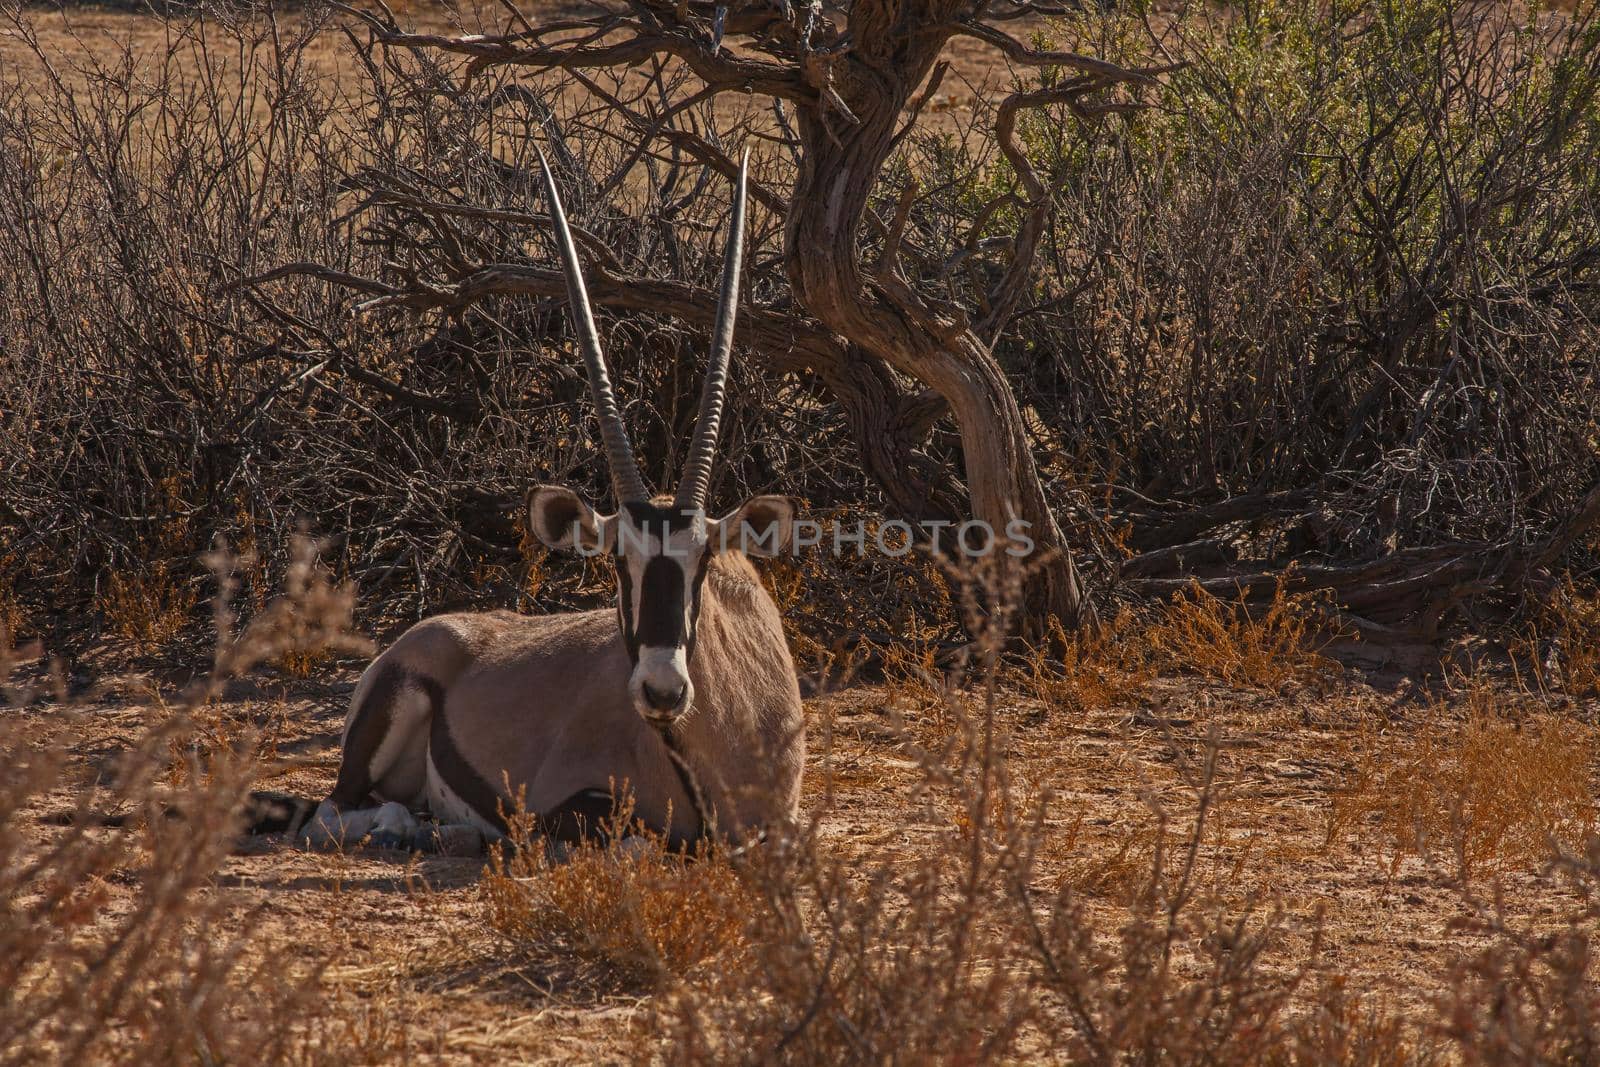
[1515, 574, 1600, 699]
[0, 717, 311, 1065]
[1327, 681, 1597, 879]
[1286, 979, 1438, 1066]
[1047, 810, 1164, 906]
[1017, 737, 1355, 1066]
[481, 799, 749, 993]
[0, 570, 28, 650]
[879, 638, 954, 714]
[93, 482, 200, 653]
[3, 0, 1599, 664]
[771, 512, 962, 669]
[646, 570, 1411, 1065]
[649, 710, 1425, 1065]
[656, 752, 1037, 1060]
[278, 645, 333, 678]
[1143, 575, 1343, 690]
[96, 561, 199, 653]
[1023, 608, 1153, 715]
[1437, 838, 1600, 1063]
[201, 536, 372, 689]
[1017, 0, 1600, 585]
[0, 536, 380, 1065]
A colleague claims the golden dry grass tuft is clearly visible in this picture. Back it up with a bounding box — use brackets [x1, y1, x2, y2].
[94, 480, 201, 654]
[1144, 574, 1344, 690]
[0, 568, 26, 650]
[1009, 576, 1335, 723]
[1515, 573, 1600, 698]
[1022, 608, 1154, 715]
[481, 800, 749, 992]
[1326, 679, 1598, 878]
[1048, 809, 1165, 905]
[97, 561, 199, 654]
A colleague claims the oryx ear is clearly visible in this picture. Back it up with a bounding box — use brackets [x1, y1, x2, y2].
[528, 485, 614, 553]
[712, 495, 797, 557]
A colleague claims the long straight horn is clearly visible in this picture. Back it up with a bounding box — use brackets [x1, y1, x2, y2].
[536, 147, 649, 504]
[675, 150, 749, 511]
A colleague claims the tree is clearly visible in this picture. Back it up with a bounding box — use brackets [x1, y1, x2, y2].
[257, 0, 1170, 629]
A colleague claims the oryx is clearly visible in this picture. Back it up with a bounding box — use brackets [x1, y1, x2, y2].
[284, 151, 804, 855]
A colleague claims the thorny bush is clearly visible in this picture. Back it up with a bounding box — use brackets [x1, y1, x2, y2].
[2, 0, 1599, 661]
[0, 536, 389, 1065]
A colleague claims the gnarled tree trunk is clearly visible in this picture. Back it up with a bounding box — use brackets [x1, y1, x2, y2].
[783, 0, 1092, 626]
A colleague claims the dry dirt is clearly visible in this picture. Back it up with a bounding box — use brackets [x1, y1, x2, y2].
[19, 652, 1593, 1063]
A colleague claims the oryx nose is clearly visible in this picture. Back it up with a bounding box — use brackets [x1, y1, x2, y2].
[642, 680, 687, 712]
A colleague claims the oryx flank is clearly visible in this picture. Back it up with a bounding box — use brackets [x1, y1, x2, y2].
[281, 151, 804, 855]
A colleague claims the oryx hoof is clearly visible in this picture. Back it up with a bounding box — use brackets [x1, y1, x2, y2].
[297, 799, 348, 851]
[366, 829, 410, 850]
[365, 802, 423, 851]
[372, 801, 418, 834]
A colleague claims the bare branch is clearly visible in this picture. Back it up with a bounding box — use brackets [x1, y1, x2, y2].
[888, 60, 950, 156]
[950, 19, 1179, 83]
[568, 68, 792, 215]
[329, 1, 815, 102]
[876, 178, 919, 282]
[978, 81, 1138, 340]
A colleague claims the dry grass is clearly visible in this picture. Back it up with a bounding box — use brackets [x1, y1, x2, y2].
[96, 562, 199, 653]
[0, 536, 380, 1065]
[1011, 576, 1336, 718]
[1326, 679, 1598, 880]
[0, 718, 314, 1065]
[1144, 574, 1344, 690]
[1021, 608, 1154, 715]
[0, 569, 27, 651]
[94, 483, 200, 653]
[481, 799, 749, 993]
[1515, 574, 1600, 699]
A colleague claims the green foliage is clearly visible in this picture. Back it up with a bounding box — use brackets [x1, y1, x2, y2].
[932, 0, 1600, 560]
[1040, 0, 1600, 288]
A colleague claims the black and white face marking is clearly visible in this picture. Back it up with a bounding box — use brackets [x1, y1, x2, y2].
[613, 500, 714, 725]
[529, 485, 798, 728]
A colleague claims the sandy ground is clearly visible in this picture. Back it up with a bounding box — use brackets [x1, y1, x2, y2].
[18, 653, 1591, 1063]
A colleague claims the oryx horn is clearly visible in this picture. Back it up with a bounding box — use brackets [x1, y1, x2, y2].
[674, 150, 749, 512]
[536, 147, 650, 504]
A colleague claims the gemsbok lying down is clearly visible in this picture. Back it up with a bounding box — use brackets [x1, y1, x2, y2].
[276, 151, 804, 855]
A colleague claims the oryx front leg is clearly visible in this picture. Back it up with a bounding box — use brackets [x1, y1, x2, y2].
[301, 662, 437, 851]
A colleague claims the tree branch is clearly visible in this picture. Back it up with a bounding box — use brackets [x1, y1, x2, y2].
[331, 1, 815, 103]
[978, 81, 1141, 342]
[951, 19, 1178, 82]
[238, 255, 962, 518]
[566, 68, 792, 215]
